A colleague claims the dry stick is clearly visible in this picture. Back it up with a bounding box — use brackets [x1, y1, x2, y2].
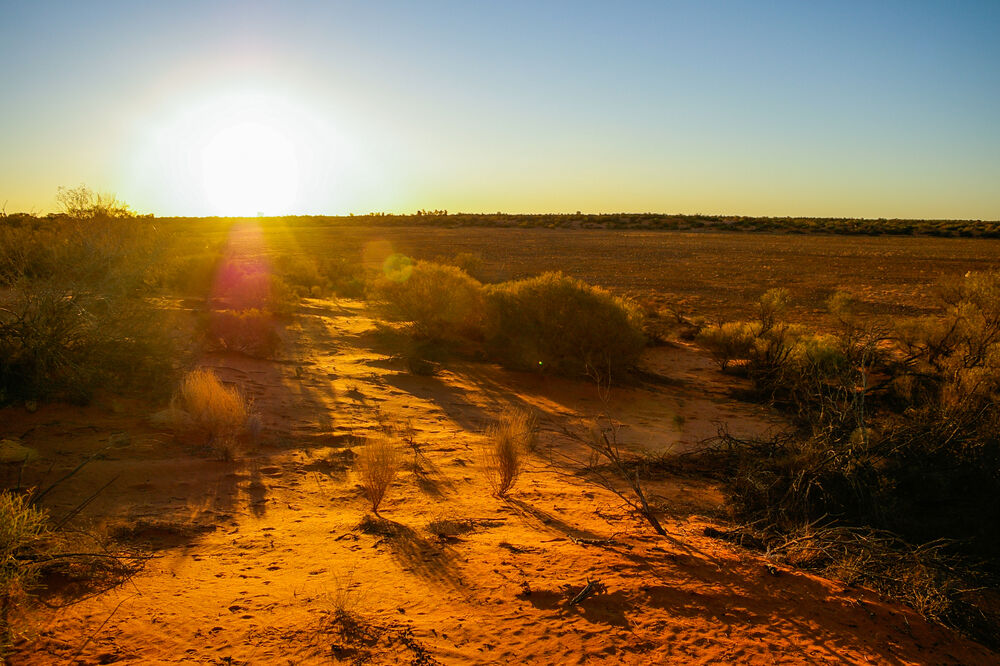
[68, 594, 136, 663]
[551, 422, 667, 536]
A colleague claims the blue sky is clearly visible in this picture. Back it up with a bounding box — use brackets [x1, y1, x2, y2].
[1, 1, 998, 218]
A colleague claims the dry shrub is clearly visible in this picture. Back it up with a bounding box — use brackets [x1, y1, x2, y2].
[356, 434, 401, 514]
[483, 272, 645, 377]
[171, 369, 250, 458]
[1, 490, 49, 652]
[695, 273, 1000, 649]
[696, 321, 755, 371]
[207, 308, 280, 357]
[372, 259, 485, 340]
[425, 516, 477, 540]
[482, 416, 525, 497]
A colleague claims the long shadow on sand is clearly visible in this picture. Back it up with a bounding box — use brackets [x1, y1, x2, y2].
[358, 517, 467, 592]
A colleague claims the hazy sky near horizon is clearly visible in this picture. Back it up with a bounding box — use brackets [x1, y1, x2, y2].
[1, 1, 998, 218]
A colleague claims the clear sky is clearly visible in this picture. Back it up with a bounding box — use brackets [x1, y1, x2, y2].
[1, 1, 998, 218]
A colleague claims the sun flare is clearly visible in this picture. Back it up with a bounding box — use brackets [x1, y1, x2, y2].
[201, 121, 298, 216]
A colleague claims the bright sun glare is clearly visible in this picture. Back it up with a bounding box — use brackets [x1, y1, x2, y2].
[201, 121, 299, 216]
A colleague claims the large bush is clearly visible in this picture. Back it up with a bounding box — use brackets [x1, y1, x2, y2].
[697, 276, 1000, 646]
[0, 214, 175, 404]
[372, 258, 485, 340]
[483, 272, 645, 377]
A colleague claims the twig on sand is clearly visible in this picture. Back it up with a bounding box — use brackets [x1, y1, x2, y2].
[569, 578, 607, 605]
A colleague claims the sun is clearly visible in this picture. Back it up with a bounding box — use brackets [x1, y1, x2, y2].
[201, 121, 298, 216]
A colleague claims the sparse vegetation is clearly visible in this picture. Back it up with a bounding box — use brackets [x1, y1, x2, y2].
[356, 433, 401, 514]
[692, 272, 1000, 647]
[4, 211, 1000, 662]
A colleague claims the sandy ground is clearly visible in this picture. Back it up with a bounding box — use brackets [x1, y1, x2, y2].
[4, 299, 996, 665]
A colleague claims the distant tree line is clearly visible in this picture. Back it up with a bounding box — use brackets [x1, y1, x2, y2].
[4, 197, 998, 237]
[142, 212, 1000, 237]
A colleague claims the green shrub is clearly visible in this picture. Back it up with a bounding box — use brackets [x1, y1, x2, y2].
[433, 252, 488, 282]
[696, 321, 755, 370]
[483, 272, 645, 377]
[274, 254, 324, 293]
[372, 259, 485, 340]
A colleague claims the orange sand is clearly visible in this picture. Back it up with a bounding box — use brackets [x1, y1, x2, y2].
[5, 300, 994, 664]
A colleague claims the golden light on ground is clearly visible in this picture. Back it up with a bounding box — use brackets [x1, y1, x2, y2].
[201, 121, 298, 216]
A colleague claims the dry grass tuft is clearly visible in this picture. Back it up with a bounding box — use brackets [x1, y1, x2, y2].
[482, 409, 532, 497]
[495, 407, 538, 452]
[171, 368, 251, 458]
[321, 563, 369, 623]
[426, 516, 478, 541]
[356, 434, 401, 514]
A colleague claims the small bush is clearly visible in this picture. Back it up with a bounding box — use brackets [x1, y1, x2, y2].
[209, 257, 299, 317]
[696, 321, 755, 371]
[1, 491, 48, 651]
[207, 309, 280, 357]
[434, 252, 488, 282]
[154, 250, 222, 296]
[483, 272, 645, 377]
[482, 417, 525, 498]
[372, 259, 485, 340]
[274, 254, 324, 293]
[319, 257, 367, 298]
[172, 369, 250, 457]
[356, 434, 401, 514]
